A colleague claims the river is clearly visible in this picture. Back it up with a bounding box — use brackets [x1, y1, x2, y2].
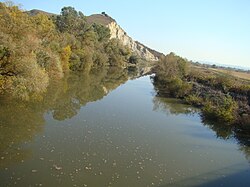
[0, 68, 250, 187]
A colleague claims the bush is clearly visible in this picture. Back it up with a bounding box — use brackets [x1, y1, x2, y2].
[93, 51, 109, 67]
[185, 94, 203, 107]
[10, 55, 49, 100]
[36, 50, 63, 79]
[155, 52, 189, 80]
[202, 95, 237, 124]
[129, 55, 139, 64]
[60, 45, 72, 72]
[69, 48, 94, 72]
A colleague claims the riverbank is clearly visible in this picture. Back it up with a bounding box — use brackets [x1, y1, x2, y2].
[152, 53, 250, 132]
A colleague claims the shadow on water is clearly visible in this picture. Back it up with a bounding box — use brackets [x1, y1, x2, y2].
[197, 169, 250, 187]
[0, 98, 44, 168]
[0, 66, 130, 168]
[153, 95, 250, 162]
[201, 118, 250, 164]
[153, 97, 200, 116]
[159, 164, 250, 187]
[153, 95, 250, 186]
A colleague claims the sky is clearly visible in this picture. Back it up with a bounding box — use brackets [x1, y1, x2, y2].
[6, 0, 250, 69]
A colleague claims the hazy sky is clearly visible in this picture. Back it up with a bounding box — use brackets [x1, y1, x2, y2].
[8, 0, 250, 68]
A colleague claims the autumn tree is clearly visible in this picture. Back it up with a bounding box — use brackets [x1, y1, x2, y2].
[60, 45, 72, 72]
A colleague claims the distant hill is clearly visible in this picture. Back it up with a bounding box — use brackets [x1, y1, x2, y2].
[25, 9, 55, 16]
[86, 13, 115, 26]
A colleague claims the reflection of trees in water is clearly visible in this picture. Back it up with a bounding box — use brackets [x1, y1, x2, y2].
[201, 118, 233, 140]
[203, 118, 250, 163]
[44, 67, 129, 121]
[0, 67, 129, 167]
[152, 95, 250, 163]
[153, 96, 199, 116]
[0, 99, 44, 168]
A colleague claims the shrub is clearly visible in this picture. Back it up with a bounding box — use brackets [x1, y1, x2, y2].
[36, 50, 63, 79]
[185, 94, 203, 107]
[202, 95, 237, 124]
[60, 45, 72, 72]
[129, 55, 139, 64]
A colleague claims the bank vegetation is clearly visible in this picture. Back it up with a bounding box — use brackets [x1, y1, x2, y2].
[153, 52, 250, 130]
[0, 2, 134, 100]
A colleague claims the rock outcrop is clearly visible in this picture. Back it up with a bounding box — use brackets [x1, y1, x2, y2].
[27, 10, 162, 61]
[107, 22, 158, 61]
[87, 14, 163, 61]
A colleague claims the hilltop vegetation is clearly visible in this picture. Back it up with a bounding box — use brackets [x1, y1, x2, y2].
[0, 2, 132, 100]
[153, 52, 250, 129]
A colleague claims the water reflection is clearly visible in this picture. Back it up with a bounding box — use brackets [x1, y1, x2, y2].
[44, 67, 129, 121]
[202, 119, 250, 163]
[1, 72, 250, 186]
[153, 97, 199, 116]
[0, 99, 44, 168]
[0, 67, 130, 168]
[153, 95, 250, 163]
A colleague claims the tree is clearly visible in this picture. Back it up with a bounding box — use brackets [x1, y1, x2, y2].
[92, 23, 111, 42]
[31, 13, 56, 40]
[60, 45, 72, 72]
[153, 52, 191, 98]
[55, 6, 86, 35]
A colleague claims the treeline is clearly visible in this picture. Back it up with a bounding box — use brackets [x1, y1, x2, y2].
[0, 2, 132, 100]
[153, 52, 250, 129]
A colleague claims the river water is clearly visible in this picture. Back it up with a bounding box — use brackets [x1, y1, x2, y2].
[0, 68, 250, 186]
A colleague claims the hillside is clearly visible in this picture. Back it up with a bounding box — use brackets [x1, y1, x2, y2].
[86, 13, 162, 61]
[135, 41, 164, 59]
[0, 4, 134, 99]
[86, 13, 115, 26]
[25, 9, 55, 16]
[26, 9, 162, 62]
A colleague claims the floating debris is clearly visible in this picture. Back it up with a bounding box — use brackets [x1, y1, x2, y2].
[53, 164, 62, 170]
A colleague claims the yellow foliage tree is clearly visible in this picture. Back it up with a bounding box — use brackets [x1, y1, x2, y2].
[60, 45, 72, 72]
[31, 13, 56, 40]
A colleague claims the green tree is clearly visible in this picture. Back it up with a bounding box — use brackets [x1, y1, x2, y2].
[92, 23, 111, 42]
[55, 6, 86, 35]
[154, 52, 191, 98]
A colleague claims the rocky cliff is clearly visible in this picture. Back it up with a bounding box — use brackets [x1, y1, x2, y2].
[87, 14, 163, 61]
[27, 10, 162, 61]
[107, 22, 158, 61]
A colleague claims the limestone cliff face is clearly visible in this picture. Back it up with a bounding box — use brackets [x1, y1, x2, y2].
[107, 21, 158, 61]
[87, 14, 164, 61]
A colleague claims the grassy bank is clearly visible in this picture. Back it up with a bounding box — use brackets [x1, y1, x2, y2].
[153, 53, 250, 130]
